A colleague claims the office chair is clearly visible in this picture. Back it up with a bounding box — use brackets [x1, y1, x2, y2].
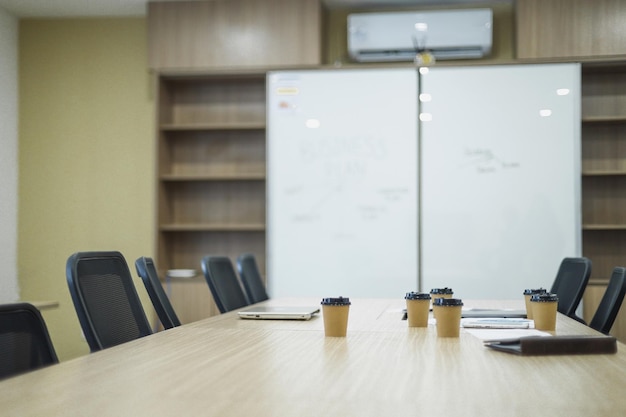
[588, 266, 626, 335]
[236, 253, 269, 304]
[66, 251, 152, 352]
[549, 257, 592, 323]
[135, 256, 181, 330]
[201, 256, 250, 313]
[0, 302, 59, 379]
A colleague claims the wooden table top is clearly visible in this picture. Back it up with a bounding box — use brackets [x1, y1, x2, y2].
[1, 298, 624, 417]
[11, 300, 60, 310]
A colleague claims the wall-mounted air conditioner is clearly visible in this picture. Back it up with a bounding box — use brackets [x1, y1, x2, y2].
[347, 9, 493, 62]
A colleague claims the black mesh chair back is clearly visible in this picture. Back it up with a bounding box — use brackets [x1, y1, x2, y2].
[549, 257, 592, 321]
[589, 267, 626, 335]
[135, 256, 181, 329]
[66, 251, 152, 352]
[0, 303, 59, 379]
[236, 253, 269, 304]
[201, 256, 250, 313]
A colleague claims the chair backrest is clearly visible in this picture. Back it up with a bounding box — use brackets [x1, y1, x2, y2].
[201, 256, 250, 313]
[0, 303, 59, 379]
[589, 266, 626, 335]
[135, 256, 181, 329]
[549, 257, 592, 319]
[66, 251, 152, 352]
[236, 253, 269, 304]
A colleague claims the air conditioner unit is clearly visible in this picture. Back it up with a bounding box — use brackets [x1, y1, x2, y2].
[347, 9, 493, 62]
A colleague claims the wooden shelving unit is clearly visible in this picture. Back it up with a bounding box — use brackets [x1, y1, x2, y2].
[516, 0, 626, 339]
[146, 0, 323, 323]
[580, 62, 626, 342]
[581, 63, 626, 284]
[155, 72, 267, 320]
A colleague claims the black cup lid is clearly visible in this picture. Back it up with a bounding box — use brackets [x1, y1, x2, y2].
[523, 288, 547, 295]
[530, 293, 558, 302]
[405, 292, 431, 300]
[321, 297, 351, 306]
[430, 287, 453, 295]
[432, 297, 463, 307]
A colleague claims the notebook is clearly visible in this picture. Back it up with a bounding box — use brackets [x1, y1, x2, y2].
[238, 306, 320, 320]
[484, 335, 618, 356]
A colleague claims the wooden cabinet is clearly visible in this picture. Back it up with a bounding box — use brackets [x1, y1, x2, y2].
[148, 0, 322, 321]
[148, 0, 322, 70]
[515, 1, 626, 336]
[583, 284, 626, 343]
[581, 63, 626, 343]
[156, 71, 267, 320]
[516, 0, 626, 61]
[581, 63, 626, 281]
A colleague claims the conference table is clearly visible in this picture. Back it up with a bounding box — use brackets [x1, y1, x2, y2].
[1, 298, 625, 416]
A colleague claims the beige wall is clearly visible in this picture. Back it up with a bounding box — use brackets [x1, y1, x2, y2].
[18, 18, 155, 361]
[0, 7, 19, 303]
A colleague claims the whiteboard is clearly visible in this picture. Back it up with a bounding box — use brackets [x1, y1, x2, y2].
[420, 63, 581, 299]
[267, 68, 419, 298]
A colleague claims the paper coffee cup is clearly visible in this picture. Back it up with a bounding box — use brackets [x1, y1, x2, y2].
[430, 288, 453, 319]
[405, 292, 431, 327]
[321, 297, 351, 337]
[523, 288, 547, 319]
[530, 293, 558, 331]
[433, 297, 463, 337]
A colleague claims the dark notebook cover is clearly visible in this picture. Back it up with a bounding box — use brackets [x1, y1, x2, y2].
[484, 335, 618, 356]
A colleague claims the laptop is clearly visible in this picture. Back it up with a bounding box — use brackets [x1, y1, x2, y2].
[238, 306, 320, 320]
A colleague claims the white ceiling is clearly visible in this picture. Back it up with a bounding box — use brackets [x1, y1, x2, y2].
[0, 0, 505, 18]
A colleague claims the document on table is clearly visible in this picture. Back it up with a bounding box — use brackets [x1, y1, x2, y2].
[461, 318, 532, 329]
[464, 328, 551, 341]
[459, 317, 547, 340]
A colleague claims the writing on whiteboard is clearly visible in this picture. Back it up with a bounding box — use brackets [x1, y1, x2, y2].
[378, 187, 410, 202]
[294, 135, 389, 185]
[324, 159, 367, 179]
[299, 135, 386, 162]
[357, 205, 387, 221]
[463, 147, 520, 173]
[281, 135, 411, 226]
